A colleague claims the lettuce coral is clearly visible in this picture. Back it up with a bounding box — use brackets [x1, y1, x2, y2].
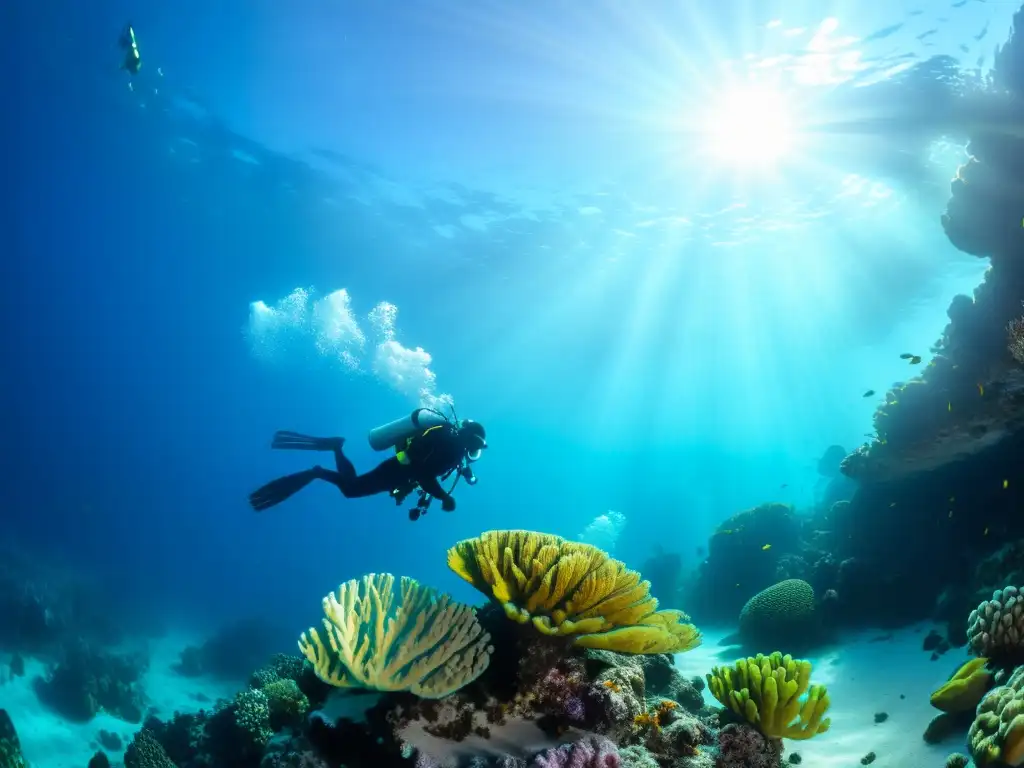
[930, 657, 993, 713]
[298, 572, 492, 699]
[446, 529, 701, 654]
[706, 652, 831, 741]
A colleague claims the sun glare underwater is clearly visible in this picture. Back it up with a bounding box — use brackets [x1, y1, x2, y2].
[7, 2, 1024, 768]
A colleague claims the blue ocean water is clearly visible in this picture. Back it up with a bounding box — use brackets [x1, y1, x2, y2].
[3, 1, 1023, 766]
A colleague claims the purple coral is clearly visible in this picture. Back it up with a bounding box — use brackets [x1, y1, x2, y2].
[715, 723, 782, 768]
[532, 736, 620, 768]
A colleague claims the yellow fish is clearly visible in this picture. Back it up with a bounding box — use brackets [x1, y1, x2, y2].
[761, 544, 772, 551]
[978, 383, 984, 396]
[1004, 480, 1010, 489]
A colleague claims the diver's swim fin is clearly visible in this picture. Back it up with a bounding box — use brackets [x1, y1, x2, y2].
[270, 431, 343, 451]
[248, 468, 320, 511]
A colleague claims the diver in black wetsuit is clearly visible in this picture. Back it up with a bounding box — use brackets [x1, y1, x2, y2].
[248, 419, 487, 517]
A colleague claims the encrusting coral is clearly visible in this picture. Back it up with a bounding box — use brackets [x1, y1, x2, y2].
[969, 587, 1024, 662]
[969, 665, 1024, 766]
[706, 652, 831, 741]
[930, 657, 994, 713]
[299, 572, 493, 699]
[446, 529, 702, 654]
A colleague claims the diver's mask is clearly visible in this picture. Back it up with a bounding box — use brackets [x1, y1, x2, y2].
[458, 419, 487, 462]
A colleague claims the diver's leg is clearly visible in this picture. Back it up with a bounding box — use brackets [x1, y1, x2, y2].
[330, 458, 407, 499]
[270, 432, 344, 452]
[248, 468, 321, 512]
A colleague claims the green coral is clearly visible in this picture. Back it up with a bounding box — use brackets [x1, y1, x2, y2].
[124, 729, 176, 768]
[969, 666, 1024, 766]
[0, 710, 27, 768]
[739, 579, 817, 646]
[707, 652, 831, 741]
[945, 754, 970, 768]
[262, 678, 310, 730]
[233, 688, 273, 747]
[250, 653, 305, 689]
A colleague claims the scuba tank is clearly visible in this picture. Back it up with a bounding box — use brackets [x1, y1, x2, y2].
[367, 408, 448, 452]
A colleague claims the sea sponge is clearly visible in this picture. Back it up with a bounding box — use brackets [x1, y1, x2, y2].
[446, 529, 701, 654]
[739, 579, 816, 647]
[299, 573, 492, 699]
[969, 666, 1024, 766]
[930, 657, 993, 713]
[968, 587, 1024, 660]
[706, 652, 831, 741]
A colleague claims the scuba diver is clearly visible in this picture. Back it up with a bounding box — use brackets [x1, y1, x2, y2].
[249, 407, 487, 521]
[119, 23, 142, 75]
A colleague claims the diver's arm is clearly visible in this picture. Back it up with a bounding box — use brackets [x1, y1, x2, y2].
[419, 475, 455, 510]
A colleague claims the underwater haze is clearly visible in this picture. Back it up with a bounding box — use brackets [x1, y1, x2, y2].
[4, 0, 1024, 765]
[2, 0, 1005, 630]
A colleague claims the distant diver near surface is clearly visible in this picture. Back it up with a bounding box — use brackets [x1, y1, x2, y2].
[249, 407, 487, 521]
[119, 23, 142, 75]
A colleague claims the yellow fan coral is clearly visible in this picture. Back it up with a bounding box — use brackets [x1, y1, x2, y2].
[298, 573, 492, 699]
[707, 652, 831, 740]
[931, 657, 993, 713]
[446, 529, 701, 654]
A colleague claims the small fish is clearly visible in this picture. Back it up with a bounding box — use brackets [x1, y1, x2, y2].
[948, 402, 952, 412]
[1004, 479, 1010, 489]
[899, 353, 915, 359]
[762, 544, 772, 551]
[909, 356, 922, 365]
[780, 483, 788, 489]
[735, 583, 741, 588]
[978, 383, 985, 396]
[949, 510, 953, 518]
[949, 496, 955, 502]
[863, 389, 875, 397]
[984, 527, 990, 536]
[889, 502, 897, 507]
[720, 529, 734, 535]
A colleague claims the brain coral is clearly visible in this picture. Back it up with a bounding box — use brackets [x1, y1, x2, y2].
[739, 579, 816, 647]
[969, 587, 1024, 661]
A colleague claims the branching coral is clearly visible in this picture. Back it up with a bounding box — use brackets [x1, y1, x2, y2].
[446, 530, 701, 654]
[968, 587, 1024, 661]
[707, 652, 831, 741]
[298, 572, 492, 699]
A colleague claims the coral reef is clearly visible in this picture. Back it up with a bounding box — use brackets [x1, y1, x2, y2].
[688, 504, 802, 623]
[706, 653, 831, 741]
[969, 666, 1024, 765]
[299, 573, 492, 698]
[33, 639, 148, 722]
[930, 657, 994, 713]
[715, 722, 783, 768]
[447, 530, 701, 654]
[738, 580, 817, 650]
[173, 617, 289, 681]
[969, 587, 1024, 663]
[0, 710, 27, 768]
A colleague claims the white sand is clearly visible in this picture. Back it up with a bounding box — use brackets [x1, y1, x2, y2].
[0, 633, 239, 768]
[675, 623, 973, 768]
